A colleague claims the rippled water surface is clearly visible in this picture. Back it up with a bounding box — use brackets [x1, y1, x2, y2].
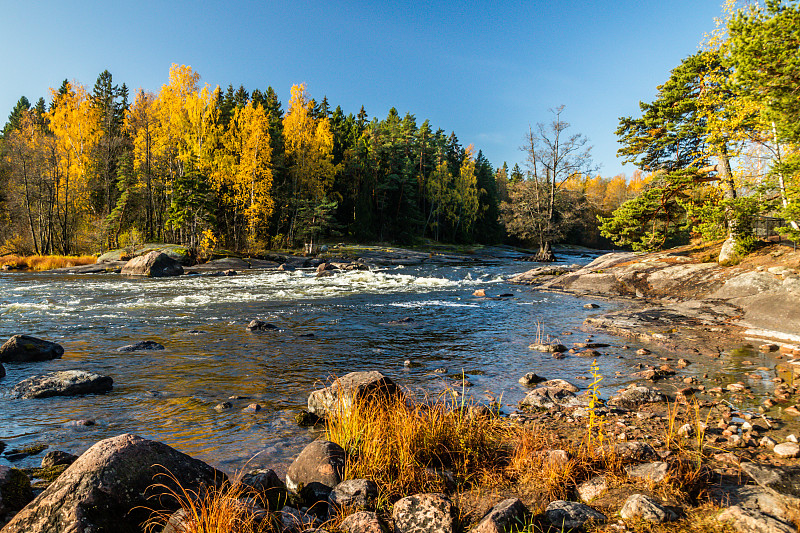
[0, 253, 766, 474]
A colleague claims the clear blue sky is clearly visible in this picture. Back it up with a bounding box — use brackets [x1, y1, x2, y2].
[1, 0, 724, 177]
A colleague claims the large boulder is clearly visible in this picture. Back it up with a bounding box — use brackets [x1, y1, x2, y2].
[1, 434, 225, 533]
[393, 493, 456, 533]
[0, 335, 64, 363]
[120, 251, 183, 277]
[11, 370, 113, 399]
[285, 440, 346, 503]
[307, 371, 401, 417]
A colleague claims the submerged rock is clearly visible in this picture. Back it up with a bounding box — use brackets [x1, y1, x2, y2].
[116, 340, 164, 352]
[0, 335, 64, 363]
[11, 370, 114, 399]
[307, 371, 401, 417]
[11, 370, 113, 399]
[247, 320, 279, 331]
[120, 251, 184, 277]
[2, 434, 225, 533]
[0, 362, 4, 378]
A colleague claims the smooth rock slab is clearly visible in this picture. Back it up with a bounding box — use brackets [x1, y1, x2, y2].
[537, 379, 579, 393]
[307, 371, 400, 417]
[545, 500, 606, 530]
[11, 370, 113, 399]
[0, 335, 64, 363]
[285, 440, 345, 503]
[393, 493, 456, 533]
[717, 505, 797, 533]
[1, 434, 225, 533]
[620, 494, 677, 523]
[468, 498, 528, 533]
[741, 463, 800, 506]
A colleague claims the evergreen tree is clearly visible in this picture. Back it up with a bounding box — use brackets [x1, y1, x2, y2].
[3, 96, 31, 136]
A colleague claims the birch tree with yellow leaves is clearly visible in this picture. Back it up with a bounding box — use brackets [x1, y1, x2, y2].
[282, 83, 335, 246]
[46, 81, 102, 254]
[214, 101, 273, 249]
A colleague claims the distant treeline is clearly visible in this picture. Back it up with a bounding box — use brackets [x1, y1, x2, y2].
[0, 65, 640, 256]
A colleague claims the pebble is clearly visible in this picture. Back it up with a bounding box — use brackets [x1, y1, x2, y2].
[636, 348, 651, 356]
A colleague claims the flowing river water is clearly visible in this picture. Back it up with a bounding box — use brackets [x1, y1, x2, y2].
[0, 250, 779, 475]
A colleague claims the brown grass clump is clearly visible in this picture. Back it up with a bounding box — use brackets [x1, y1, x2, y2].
[0, 254, 96, 271]
[325, 391, 512, 504]
[144, 470, 276, 533]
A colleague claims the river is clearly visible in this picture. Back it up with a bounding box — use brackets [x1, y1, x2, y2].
[0, 249, 766, 475]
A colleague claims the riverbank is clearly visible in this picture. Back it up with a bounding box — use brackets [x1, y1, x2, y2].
[2, 371, 799, 533]
[2, 242, 799, 531]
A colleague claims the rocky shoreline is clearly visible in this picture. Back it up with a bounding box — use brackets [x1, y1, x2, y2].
[509, 243, 800, 381]
[2, 243, 800, 531]
[0, 370, 799, 532]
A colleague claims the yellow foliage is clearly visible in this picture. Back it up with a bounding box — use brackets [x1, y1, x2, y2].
[47, 81, 102, 216]
[214, 101, 274, 239]
[283, 83, 335, 200]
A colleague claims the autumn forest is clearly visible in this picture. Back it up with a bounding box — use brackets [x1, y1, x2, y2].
[1, 1, 798, 261]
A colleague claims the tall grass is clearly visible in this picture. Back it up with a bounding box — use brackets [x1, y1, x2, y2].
[143, 470, 275, 533]
[0, 254, 96, 271]
[323, 390, 622, 506]
[325, 392, 511, 503]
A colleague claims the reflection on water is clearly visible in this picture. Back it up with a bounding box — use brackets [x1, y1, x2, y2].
[0, 257, 782, 473]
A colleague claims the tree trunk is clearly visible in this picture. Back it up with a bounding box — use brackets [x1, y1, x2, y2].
[717, 151, 738, 264]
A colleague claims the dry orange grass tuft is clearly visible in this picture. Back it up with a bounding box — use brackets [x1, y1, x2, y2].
[0, 254, 96, 271]
[144, 470, 276, 533]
